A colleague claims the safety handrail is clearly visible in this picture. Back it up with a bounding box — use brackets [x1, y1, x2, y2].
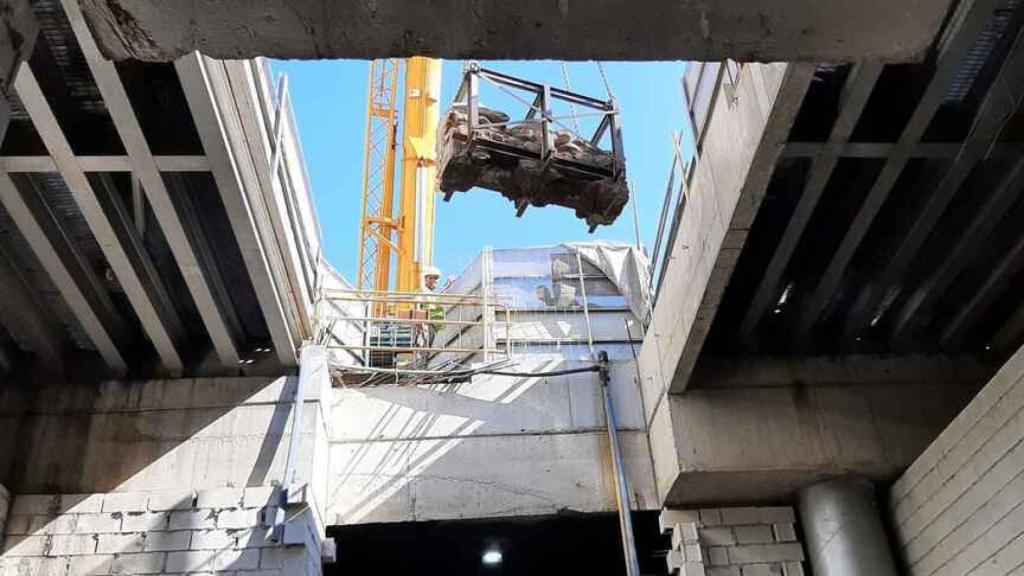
[319, 289, 513, 367]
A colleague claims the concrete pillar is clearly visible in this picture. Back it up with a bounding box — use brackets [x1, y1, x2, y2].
[798, 478, 898, 576]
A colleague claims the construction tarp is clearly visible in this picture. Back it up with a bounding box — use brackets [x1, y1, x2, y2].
[563, 241, 652, 325]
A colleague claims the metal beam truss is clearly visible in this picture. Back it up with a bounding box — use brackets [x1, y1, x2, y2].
[356, 59, 401, 293]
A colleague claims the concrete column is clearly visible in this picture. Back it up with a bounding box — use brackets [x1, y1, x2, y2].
[798, 478, 898, 576]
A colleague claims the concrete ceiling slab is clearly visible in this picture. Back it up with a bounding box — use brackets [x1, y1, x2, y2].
[78, 0, 954, 62]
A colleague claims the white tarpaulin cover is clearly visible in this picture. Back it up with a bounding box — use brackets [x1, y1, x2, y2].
[563, 241, 652, 324]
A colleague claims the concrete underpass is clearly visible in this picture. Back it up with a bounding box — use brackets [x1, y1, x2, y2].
[0, 1, 1023, 575]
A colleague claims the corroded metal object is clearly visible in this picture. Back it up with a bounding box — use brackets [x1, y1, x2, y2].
[438, 64, 628, 232]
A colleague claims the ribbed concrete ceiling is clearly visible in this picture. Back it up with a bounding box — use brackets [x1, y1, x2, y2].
[706, 0, 1024, 360]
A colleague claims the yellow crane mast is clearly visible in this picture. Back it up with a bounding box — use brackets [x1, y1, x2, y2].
[396, 57, 442, 293]
[357, 57, 442, 294]
[356, 59, 401, 293]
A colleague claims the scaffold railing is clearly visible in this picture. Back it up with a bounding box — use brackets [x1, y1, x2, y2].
[319, 288, 513, 381]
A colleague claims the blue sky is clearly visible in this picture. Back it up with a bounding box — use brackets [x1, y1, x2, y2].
[271, 59, 695, 282]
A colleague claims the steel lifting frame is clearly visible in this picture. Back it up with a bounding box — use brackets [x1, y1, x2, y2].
[448, 62, 626, 201]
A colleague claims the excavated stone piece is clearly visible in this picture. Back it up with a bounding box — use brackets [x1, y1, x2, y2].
[437, 107, 628, 231]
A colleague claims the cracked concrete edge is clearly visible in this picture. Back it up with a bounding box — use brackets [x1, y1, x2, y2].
[78, 0, 951, 63]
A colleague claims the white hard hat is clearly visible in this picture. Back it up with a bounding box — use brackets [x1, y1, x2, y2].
[423, 265, 441, 277]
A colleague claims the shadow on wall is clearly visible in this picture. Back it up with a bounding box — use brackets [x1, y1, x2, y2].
[326, 356, 655, 525]
[0, 353, 652, 572]
[0, 375, 325, 574]
[5, 376, 299, 494]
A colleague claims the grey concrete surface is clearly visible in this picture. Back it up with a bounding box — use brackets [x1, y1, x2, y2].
[0, 351, 335, 575]
[327, 357, 658, 524]
[0, 356, 657, 530]
[690, 354, 991, 389]
[329, 430, 655, 524]
[77, 0, 953, 63]
[638, 62, 812, 409]
[4, 376, 326, 496]
[657, 376, 982, 505]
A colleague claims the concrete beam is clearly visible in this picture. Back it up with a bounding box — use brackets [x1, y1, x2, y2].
[658, 372, 983, 506]
[63, 0, 241, 367]
[781, 142, 1024, 159]
[14, 65, 185, 373]
[843, 30, 1024, 342]
[892, 158, 1024, 347]
[794, 0, 1005, 341]
[0, 155, 210, 172]
[941, 217, 1024, 350]
[0, 0, 37, 145]
[690, 354, 991, 389]
[223, 61, 312, 343]
[638, 63, 812, 401]
[737, 62, 883, 347]
[0, 172, 127, 373]
[0, 242, 64, 371]
[176, 53, 298, 366]
[78, 0, 953, 63]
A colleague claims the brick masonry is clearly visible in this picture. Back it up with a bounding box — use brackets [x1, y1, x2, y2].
[889, 344, 1024, 576]
[0, 487, 325, 575]
[660, 506, 805, 576]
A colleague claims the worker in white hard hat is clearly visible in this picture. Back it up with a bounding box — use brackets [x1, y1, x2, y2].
[418, 265, 444, 353]
[422, 265, 441, 293]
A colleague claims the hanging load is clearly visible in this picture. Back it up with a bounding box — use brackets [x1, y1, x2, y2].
[437, 63, 629, 232]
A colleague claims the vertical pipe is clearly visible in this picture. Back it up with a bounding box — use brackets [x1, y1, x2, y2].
[575, 248, 596, 357]
[481, 246, 492, 362]
[284, 343, 318, 489]
[599, 351, 640, 576]
[799, 478, 899, 576]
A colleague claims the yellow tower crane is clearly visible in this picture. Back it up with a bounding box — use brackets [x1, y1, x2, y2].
[356, 57, 442, 295]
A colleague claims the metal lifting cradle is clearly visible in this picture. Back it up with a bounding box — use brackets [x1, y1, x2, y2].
[437, 63, 629, 232]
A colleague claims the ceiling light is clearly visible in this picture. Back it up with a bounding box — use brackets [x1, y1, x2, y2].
[482, 549, 503, 565]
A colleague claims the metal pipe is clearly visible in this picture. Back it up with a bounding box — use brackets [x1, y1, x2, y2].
[599, 351, 640, 576]
[326, 315, 483, 327]
[482, 247, 493, 362]
[576, 248, 596, 357]
[651, 133, 681, 275]
[798, 478, 899, 576]
[326, 344, 510, 355]
[282, 343, 315, 488]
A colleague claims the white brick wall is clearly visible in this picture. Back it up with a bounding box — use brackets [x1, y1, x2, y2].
[0, 488, 324, 575]
[660, 506, 805, 576]
[889, 345, 1024, 576]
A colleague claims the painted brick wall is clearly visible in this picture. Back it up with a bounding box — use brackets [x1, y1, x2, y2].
[0, 488, 322, 575]
[660, 506, 805, 576]
[889, 345, 1024, 576]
